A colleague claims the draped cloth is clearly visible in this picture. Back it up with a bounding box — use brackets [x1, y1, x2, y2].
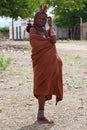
[30, 34, 63, 104]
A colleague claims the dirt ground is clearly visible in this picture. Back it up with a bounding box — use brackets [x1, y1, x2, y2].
[0, 40, 87, 130]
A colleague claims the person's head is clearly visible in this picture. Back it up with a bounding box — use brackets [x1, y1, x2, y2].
[34, 12, 47, 27]
[34, 4, 47, 28]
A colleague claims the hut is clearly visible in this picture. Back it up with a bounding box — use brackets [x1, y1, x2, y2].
[9, 19, 69, 40]
[9, 19, 29, 40]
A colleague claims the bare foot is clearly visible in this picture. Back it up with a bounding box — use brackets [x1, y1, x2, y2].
[37, 117, 54, 124]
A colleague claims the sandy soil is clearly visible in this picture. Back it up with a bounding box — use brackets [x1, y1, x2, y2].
[0, 40, 87, 130]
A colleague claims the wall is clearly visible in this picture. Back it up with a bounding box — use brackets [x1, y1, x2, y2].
[9, 19, 69, 40]
[9, 19, 29, 40]
[80, 22, 87, 40]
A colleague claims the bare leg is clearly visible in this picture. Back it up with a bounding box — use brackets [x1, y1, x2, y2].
[37, 96, 54, 124]
[38, 96, 45, 110]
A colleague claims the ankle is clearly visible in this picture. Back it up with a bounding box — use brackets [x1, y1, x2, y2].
[37, 109, 44, 118]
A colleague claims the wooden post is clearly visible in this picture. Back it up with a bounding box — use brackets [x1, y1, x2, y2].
[12, 18, 14, 40]
[80, 17, 83, 40]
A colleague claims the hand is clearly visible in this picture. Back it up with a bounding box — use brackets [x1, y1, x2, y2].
[50, 27, 55, 36]
[47, 16, 52, 27]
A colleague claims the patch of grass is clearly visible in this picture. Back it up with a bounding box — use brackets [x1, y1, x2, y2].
[61, 54, 87, 89]
[6, 66, 33, 88]
[0, 56, 12, 71]
[0, 27, 9, 37]
[61, 54, 82, 66]
[7, 66, 32, 73]
[0, 27, 9, 32]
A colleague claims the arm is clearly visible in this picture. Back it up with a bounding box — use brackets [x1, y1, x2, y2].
[30, 27, 51, 47]
[47, 16, 56, 44]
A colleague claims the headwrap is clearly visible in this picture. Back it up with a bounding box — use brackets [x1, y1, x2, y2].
[34, 4, 47, 29]
[26, 4, 47, 33]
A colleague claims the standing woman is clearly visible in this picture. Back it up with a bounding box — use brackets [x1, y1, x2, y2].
[26, 4, 63, 124]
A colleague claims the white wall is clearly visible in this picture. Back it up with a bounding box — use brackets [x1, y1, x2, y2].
[9, 19, 28, 40]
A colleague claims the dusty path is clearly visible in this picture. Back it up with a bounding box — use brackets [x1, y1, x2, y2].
[0, 40, 87, 130]
[57, 41, 87, 57]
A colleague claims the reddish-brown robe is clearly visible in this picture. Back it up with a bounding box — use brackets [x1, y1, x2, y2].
[30, 27, 63, 105]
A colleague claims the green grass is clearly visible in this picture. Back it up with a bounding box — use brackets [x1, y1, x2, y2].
[60, 54, 87, 89]
[61, 54, 82, 66]
[0, 27, 9, 37]
[0, 27, 9, 32]
[0, 56, 12, 71]
[7, 66, 32, 73]
[6, 66, 33, 88]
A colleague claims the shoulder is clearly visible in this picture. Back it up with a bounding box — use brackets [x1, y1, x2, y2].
[30, 27, 37, 35]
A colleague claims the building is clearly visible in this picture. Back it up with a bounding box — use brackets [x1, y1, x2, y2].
[9, 19, 30, 40]
[9, 19, 69, 40]
[80, 22, 87, 40]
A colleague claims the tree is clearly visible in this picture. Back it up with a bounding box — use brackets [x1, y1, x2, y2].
[47, 0, 87, 26]
[0, 0, 47, 18]
[47, 0, 87, 39]
[0, 0, 47, 39]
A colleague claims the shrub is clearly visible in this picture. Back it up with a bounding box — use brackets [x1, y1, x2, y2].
[0, 27, 9, 37]
[0, 27, 9, 32]
[0, 56, 11, 71]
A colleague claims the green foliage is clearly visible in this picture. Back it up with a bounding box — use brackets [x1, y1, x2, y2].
[50, 0, 86, 11]
[54, 7, 87, 27]
[0, 27, 9, 37]
[48, 0, 87, 27]
[0, 0, 33, 18]
[0, 56, 12, 71]
[0, 27, 9, 32]
[0, 0, 48, 19]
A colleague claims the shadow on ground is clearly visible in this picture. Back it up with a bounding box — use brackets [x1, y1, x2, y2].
[18, 120, 54, 130]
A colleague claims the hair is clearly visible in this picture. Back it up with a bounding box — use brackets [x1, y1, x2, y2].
[26, 23, 33, 33]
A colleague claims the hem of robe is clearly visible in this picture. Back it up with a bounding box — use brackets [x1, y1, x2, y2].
[34, 93, 63, 105]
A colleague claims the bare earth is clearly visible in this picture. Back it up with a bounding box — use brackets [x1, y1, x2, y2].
[0, 40, 87, 130]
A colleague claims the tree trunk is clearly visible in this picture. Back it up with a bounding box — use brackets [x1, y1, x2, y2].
[73, 27, 76, 40]
[12, 18, 14, 40]
[71, 28, 73, 40]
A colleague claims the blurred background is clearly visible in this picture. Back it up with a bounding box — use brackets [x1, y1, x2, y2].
[0, 0, 87, 40]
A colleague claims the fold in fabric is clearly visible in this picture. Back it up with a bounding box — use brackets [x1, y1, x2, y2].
[30, 34, 63, 104]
